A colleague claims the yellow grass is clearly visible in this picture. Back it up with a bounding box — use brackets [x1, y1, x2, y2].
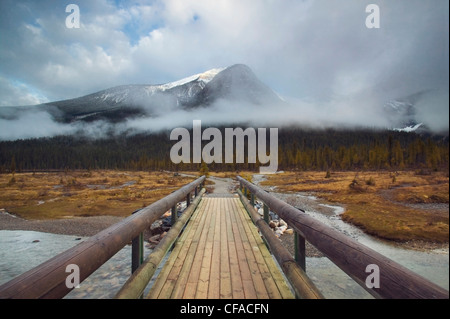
[188, 170, 255, 179]
[260, 170, 449, 243]
[0, 170, 195, 220]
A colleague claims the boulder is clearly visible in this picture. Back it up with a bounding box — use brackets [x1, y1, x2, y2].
[277, 225, 287, 233]
[161, 210, 171, 218]
[284, 228, 294, 235]
[149, 234, 161, 244]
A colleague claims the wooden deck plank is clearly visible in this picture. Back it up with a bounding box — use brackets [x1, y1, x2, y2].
[148, 198, 207, 299]
[234, 199, 293, 299]
[228, 198, 259, 299]
[207, 197, 222, 299]
[233, 199, 282, 299]
[180, 198, 214, 299]
[219, 199, 233, 299]
[182, 198, 214, 298]
[195, 198, 217, 299]
[146, 199, 206, 299]
[169, 197, 212, 299]
[224, 197, 245, 299]
[235, 200, 294, 299]
[230, 198, 270, 299]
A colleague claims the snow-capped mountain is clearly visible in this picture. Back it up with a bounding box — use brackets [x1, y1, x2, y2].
[383, 91, 430, 133]
[0, 64, 282, 123]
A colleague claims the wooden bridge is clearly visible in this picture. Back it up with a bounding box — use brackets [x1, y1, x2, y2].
[0, 176, 448, 299]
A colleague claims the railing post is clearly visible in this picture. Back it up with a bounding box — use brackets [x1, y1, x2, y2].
[131, 209, 144, 275]
[294, 232, 306, 272]
[186, 192, 191, 207]
[194, 185, 198, 197]
[171, 205, 177, 225]
[263, 203, 270, 224]
[250, 193, 255, 206]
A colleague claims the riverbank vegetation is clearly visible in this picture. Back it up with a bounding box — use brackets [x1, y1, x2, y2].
[0, 170, 194, 219]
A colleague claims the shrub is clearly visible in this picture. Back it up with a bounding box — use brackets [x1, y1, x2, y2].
[349, 174, 366, 192]
[416, 169, 432, 176]
[366, 177, 376, 186]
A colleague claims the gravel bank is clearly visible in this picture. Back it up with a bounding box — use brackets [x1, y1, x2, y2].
[279, 232, 325, 258]
[0, 212, 124, 237]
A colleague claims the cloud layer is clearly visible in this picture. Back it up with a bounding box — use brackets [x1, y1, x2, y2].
[0, 0, 448, 138]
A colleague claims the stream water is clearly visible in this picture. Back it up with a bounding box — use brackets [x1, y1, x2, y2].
[0, 230, 151, 299]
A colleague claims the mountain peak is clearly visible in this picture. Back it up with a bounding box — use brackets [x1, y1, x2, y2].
[196, 64, 280, 106]
[216, 64, 259, 81]
[225, 63, 253, 72]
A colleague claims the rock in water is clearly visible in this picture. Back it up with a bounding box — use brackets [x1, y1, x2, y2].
[284, 228, 294, 235]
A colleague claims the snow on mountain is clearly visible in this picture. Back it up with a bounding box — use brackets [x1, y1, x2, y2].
[393, 123, 424, 132]
[94, 67, 225, 103]
[157, 68, 224, 91]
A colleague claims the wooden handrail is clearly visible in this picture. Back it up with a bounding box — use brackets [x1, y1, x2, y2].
[237, 189, 324, 299]
[237, 176, 449, 299]
[0, 176, 206, 299]
[115, 188, 206, 299]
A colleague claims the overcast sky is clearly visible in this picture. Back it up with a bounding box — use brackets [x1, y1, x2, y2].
[0, 0, 449, 132]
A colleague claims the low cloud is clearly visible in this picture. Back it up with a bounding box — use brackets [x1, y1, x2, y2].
[414, 90, 449, 133]
[0, 110, 74, 140]
[0, 90, 447, 141]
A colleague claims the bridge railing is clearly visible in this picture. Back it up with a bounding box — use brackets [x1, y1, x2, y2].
[0, 175, 206, 299]
[237, 187, 324, 299]
[237, 176, 449, 299]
